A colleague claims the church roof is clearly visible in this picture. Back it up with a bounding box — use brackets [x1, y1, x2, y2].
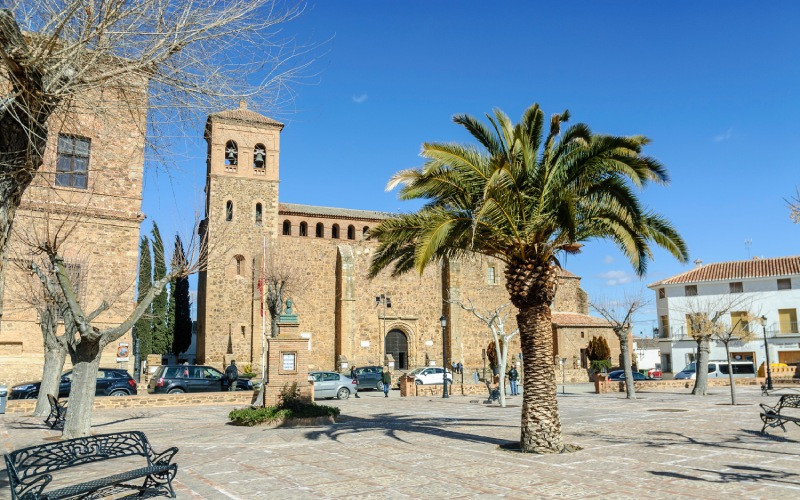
[551, 312, 611, 328]
[279, 203, 392, 221]
[648, 255, 800, 287]
[208, 101, 284, 128]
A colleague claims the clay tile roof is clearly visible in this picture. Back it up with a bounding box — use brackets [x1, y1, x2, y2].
[279, 203, 392, 221]
[648, 255, 800, 287]
[551, 312, 611, 327]
[633, 338, 660, 349]
[208, 103, 284, 128]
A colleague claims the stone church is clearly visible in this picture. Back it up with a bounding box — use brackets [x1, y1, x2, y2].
[196, 103, 618, 375]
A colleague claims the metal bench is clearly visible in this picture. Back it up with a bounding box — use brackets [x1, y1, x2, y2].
[4, 430, 178, 499]
[44, 394, 67, 430]
[760, 394, 800, 434]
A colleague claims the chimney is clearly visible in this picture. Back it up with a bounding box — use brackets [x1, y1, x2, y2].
[694, 258, 703, 268]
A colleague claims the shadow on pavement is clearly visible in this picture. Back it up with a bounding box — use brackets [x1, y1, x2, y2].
[650, 464, 800, 486]
[303, 414, 513, 446]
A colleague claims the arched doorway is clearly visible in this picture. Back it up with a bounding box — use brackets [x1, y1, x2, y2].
[385, 329, 408, 369]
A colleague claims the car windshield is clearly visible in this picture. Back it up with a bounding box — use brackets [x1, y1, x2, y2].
[682, 363, 697, 373]
[408, 368, 426, 375]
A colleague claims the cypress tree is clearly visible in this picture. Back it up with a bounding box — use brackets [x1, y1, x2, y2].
[171, 235, 192, 355]
[134, 236, 153, 358]
[150, 223, 170, 354]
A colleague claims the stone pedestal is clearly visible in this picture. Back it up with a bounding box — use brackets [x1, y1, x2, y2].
[262, 336, 312, 406]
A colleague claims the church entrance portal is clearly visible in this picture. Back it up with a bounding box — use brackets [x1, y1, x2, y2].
[385, 329, 408, 370]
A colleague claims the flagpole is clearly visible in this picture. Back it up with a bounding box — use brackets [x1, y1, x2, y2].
[260, 236, 267, 406]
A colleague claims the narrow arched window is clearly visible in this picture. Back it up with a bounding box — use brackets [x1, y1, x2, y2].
[347, 225, 355, 240]
[362, 226, 370, 238]
[299, 221, 308, 236]
[253, 143, 266, 169]
[282, 220, 291, 236]
[226, 200, 233, 221]
[255, 203, 262, 224]
[234, 255, 245, 275]
[316, 222, 324, 238]
[225, 140, 238, 166]
[331, 224, 340, 239]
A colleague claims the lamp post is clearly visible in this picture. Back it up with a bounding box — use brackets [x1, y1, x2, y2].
[440, 315, 449, 398]
[482, 348, 487, 382]
[375, 294, 392, 363]
[761, 315, 774, 391]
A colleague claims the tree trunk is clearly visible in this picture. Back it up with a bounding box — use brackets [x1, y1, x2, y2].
[62, 339, 103, 438]
[34, 306, 67, 416]
[724, 343, 736, 405]
[692, 336, 710, 395]
[619, 331, 636, 400]
[517, 302, 562, 453]
[496, 336, 507, 408]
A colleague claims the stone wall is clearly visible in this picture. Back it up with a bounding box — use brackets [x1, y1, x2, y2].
[595, 377, 768, 394]
[5, 391, 254, 414]
[0, 80, 148, 387]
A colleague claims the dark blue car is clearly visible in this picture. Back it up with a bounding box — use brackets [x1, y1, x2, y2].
[9, 368, 137, 399]
[607, 370, 648, 381]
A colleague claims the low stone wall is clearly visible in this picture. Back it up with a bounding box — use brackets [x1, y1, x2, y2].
[407, 383, 487, 397]
[556, 367, 592, 384]
[5, 391, 255, 414]
[595, 377, 768, 394]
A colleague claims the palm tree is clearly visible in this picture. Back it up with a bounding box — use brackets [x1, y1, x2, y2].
[368, 104, 689, 453]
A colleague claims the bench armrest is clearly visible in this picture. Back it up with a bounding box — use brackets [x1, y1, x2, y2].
[14, 473, 51, 499]
[760, 403, 779, 415]
[150, 447, 179, 466]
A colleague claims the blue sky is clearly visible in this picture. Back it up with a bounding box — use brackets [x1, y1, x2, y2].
[142, 1, 800, 333]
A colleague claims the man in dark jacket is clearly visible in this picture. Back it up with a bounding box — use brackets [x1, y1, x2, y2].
[508, 366, 519, 396]
[225, 360, 239, 391]
[382, 367, 392, 398]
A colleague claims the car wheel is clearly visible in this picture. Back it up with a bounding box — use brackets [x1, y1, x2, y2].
[168, 388, 185, 394]
[337, 387, 350, 400]
[377, 381, 385, 392]
[415, 379, 423, 386]
[109, 390, 128, 397]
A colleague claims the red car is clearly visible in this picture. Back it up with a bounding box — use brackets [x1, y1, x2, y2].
[647, 366, 663, 380]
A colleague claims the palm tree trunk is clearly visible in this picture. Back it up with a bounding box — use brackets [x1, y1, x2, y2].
[619, 331, 636, 400]
[518, 302, 562, 453]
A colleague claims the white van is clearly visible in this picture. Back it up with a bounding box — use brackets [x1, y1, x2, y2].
[674, 360, 756, 380]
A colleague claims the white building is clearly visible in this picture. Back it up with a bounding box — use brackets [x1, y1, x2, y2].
[648, 256, 800, 374]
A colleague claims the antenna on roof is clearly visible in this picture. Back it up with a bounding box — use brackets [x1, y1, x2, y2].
[744, 238, 752, 259]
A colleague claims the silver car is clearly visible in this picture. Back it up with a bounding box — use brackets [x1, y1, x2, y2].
[309, 371, 358, 400]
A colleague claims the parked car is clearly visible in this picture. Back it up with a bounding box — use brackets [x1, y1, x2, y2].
[406, 367, 453, 385]
[674, 361, 756, 380]
[9, 368, 137, 399]
[352, 366, 385, 391]
[309, 371, 358, 399]
[147, 365, 253, 394]
[607, 370, 648, 381]
[647, 364, 663, 380]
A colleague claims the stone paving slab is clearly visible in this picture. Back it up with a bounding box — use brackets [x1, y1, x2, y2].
[3, 387, 800, 498]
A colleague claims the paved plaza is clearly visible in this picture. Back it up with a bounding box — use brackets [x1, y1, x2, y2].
[2, 386, 800, 498]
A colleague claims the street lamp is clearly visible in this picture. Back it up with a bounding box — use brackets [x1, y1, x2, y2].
[440, 315, 449, 398]
[375, 294, 392, 363]
[761, 315, 774, 390]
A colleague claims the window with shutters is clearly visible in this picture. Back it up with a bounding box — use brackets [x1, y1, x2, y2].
[56, 135, 90, 189]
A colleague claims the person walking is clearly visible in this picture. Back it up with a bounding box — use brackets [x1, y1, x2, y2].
[382, 367, 391, 398]
[350, 366, 360, 398]
[508, 365, 519, 396]
[225, 360, 239, 392]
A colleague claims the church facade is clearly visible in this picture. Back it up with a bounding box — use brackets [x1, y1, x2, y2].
[196, 104, 618, 375]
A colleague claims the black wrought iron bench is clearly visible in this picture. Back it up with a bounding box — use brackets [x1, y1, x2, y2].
[44, 394, 67, 430]
[760, 394, 800, 434]
[4, 430, 178, 499]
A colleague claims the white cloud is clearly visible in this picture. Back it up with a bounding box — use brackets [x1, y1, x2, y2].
[598, 270, 633, 286]
[713, 128, 732, 142]
[603, 255, 614, 264]
[352, 93, 368, 104]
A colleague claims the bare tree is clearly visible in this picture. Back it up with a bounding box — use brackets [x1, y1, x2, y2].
[453, 299, 518, 408]
[679, 295, 752, 396]
[0, 0, 317, 327]
[788, 187, 800, 224]
[591, 293, 649, 400]
[31, 225, 205, 438]
[259, 239, 305, 338]
[713, 312, 758, 405]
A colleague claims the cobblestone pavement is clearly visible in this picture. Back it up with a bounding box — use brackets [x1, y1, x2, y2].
[3, 386, 800, 498]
